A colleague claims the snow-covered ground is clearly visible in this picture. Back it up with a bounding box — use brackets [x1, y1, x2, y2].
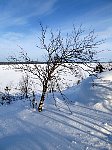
[0, 66, 112, 150]
[0, 65, 85, 94]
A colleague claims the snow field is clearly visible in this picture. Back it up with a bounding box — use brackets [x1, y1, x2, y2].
[0, 65, 112, 149]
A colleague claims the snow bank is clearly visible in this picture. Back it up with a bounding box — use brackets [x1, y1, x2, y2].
[55, 70, 112, 113]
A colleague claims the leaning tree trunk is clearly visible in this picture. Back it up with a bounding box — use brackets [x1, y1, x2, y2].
[24, 87, 28, 99]
[38, 81, 48, 112]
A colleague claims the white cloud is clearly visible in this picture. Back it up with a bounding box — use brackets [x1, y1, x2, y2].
[0, 31, 46, 61]
[0, 29, 111, 62]
[0, 0, 58, 28]
[97, 27, 112, 40]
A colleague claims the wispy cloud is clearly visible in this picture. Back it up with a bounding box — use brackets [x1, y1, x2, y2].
[0, 0, 112, 61]
[0, 31, 45, 61]
[0, 0, 57, 28]
[97, 27, 112, 40]
[0, 25, 111, 62]
[92, 2, 112, 18]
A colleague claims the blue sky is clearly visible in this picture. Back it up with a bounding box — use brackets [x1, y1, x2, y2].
[0, 0, 112, 61]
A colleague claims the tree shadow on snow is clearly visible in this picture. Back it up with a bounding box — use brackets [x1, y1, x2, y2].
[40, 109, 112, 147]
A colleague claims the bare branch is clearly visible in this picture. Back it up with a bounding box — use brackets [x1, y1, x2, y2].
[8, 24, 103, 112]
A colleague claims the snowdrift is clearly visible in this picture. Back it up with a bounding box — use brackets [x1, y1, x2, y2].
[54, 70, 112, 113]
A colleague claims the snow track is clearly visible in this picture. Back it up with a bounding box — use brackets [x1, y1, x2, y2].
[0, 101, 112, 150]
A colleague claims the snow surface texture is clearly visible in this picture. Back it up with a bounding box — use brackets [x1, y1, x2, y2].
[0, 68, 112, 149]
[59, 70, 112, 113]
[0, 65, 83, 94]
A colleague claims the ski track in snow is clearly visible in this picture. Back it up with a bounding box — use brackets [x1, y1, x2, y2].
[0, 100, 112, 150]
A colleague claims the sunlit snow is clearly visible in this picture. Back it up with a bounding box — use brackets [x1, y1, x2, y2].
[0, 65, 112, 150]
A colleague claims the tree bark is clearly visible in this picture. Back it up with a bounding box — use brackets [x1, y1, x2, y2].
[38, 81, 48, 112]
[24, 87, 28, 99]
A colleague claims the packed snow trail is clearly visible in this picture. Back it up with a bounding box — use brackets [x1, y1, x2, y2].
[0, 100, 112, 150]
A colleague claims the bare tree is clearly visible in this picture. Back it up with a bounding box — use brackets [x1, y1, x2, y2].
[18, 73, 32, 99]
[9, 23, 103, 112]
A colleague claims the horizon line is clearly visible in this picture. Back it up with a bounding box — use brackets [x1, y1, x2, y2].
[0, 61, 111, 65]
